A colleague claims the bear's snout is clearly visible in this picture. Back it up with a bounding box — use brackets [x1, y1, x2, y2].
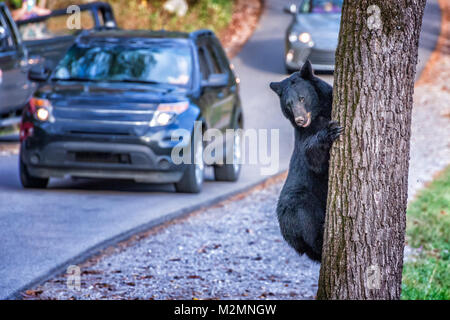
[295, 112, 311, 127]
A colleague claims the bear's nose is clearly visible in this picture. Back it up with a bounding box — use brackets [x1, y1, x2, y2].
[295, 113, 311, 127]
[295, 116, 305, 125]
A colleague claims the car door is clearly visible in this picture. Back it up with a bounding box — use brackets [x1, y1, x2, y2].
[0, 13, 30, 113]
[203, 39, 234, 131]
[209, 37, 238, 129]
[196, 44, 215, 129]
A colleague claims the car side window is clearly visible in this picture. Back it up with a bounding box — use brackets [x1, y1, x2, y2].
[205, 43, 223, 74]
[299, 0, 312, 13]
[210, 39, 234, 76]
[197, 47, 211, 80]
[0, 16, 14, 52]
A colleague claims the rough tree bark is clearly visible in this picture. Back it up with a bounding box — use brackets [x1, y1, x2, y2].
[317, 0, 427, 300]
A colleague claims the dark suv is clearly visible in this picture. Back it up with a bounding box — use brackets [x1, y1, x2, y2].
[19, 29, 243, 193]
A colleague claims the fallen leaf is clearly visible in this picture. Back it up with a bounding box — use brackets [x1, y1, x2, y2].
[23, 289, 43, 297]
[169, 258, 181, 262]
[82, 270, 102, 275]
[137, 275, 154, 280]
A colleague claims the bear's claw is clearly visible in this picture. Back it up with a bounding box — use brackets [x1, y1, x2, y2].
[319, 121, 344, 143]
[327, 121, 344, 141]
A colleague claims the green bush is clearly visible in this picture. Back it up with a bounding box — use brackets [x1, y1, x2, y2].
[45, 0, 234, 34]
[0, 0, 22, 9]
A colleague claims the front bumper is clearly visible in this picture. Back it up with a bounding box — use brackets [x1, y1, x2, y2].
[286, 45, 335, 71]
[21, 140, 186, 183]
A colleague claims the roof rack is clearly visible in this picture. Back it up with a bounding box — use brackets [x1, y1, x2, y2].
[189, 29, 214, 40]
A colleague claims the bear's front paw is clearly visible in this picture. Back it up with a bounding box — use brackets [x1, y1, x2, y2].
[320, 121, 344, 143]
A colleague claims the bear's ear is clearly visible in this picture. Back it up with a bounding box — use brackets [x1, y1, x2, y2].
[270, 81, 283, 96]
[300, 60, 314, 80]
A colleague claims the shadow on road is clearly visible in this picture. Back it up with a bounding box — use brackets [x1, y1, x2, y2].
[0, 163, 216, 194]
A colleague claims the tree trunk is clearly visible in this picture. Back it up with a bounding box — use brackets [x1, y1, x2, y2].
[317, 0, 426, 300]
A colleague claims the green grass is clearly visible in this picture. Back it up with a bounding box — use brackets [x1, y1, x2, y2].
[402, 166, 450, 300]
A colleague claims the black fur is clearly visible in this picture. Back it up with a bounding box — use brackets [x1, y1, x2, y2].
[270, 61, 343, 262]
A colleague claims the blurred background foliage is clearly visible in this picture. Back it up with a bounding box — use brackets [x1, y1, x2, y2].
[1, 0, 235, 34]
[2, 0, 23, 8]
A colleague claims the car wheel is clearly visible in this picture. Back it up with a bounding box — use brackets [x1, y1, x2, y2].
[19, 158, 48, 189]
[175, 135, 204, 194]
[214, 120, 242, 182]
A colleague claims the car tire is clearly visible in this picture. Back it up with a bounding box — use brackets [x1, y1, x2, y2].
[175, 135, 204, 194]
[214, 119, 242, 182]
[19, 158, 48, 189]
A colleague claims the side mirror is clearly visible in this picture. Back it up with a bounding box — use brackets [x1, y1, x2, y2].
[283, 4, 297, 14]
[29, 65, 50, 82]
[201, 73, 229, 88]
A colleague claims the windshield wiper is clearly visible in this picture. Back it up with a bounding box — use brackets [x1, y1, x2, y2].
[50, 77, 182, 93]
[51, 77, 102, 82]
[107, 79, 164, 85]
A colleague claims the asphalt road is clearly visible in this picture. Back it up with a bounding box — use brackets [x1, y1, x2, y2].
[0, 0, 440, 299]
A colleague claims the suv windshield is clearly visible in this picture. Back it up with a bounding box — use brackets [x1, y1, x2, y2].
[301, 0, 343, 14]
[53, 41, 193, 87]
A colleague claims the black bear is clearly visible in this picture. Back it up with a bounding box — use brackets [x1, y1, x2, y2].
[270, 61, 343, 262]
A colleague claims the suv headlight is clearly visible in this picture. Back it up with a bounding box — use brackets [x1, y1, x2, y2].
[289, 32, 313, 45]
[288, 32, 299, 43]
[150, 101, 189, 127]
[29, 98, 53, 122]
[299, 32, 312, 43]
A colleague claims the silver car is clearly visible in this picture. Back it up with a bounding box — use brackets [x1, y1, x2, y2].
[284, 0, 342, 73]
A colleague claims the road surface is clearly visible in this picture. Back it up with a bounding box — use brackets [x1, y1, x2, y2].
[0, 0, 440, 299]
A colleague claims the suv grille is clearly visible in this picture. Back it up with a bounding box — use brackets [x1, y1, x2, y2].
[309, 49, 335, 65]
[70, 152, 131, 164]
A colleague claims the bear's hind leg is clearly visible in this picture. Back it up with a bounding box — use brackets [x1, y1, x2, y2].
[297, 205, 324, 262]
[278, 204, 324, 262]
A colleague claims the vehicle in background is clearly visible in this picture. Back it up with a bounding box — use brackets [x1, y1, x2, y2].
[16, 1, 116, 69]
[284, 0, 342, 73]
[20, 29, 243, 193]
[0, 2, 32, 128]
[0, 1, 116, 129]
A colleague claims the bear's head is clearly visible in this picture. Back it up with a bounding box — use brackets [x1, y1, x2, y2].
[270, 61, 332, 129]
